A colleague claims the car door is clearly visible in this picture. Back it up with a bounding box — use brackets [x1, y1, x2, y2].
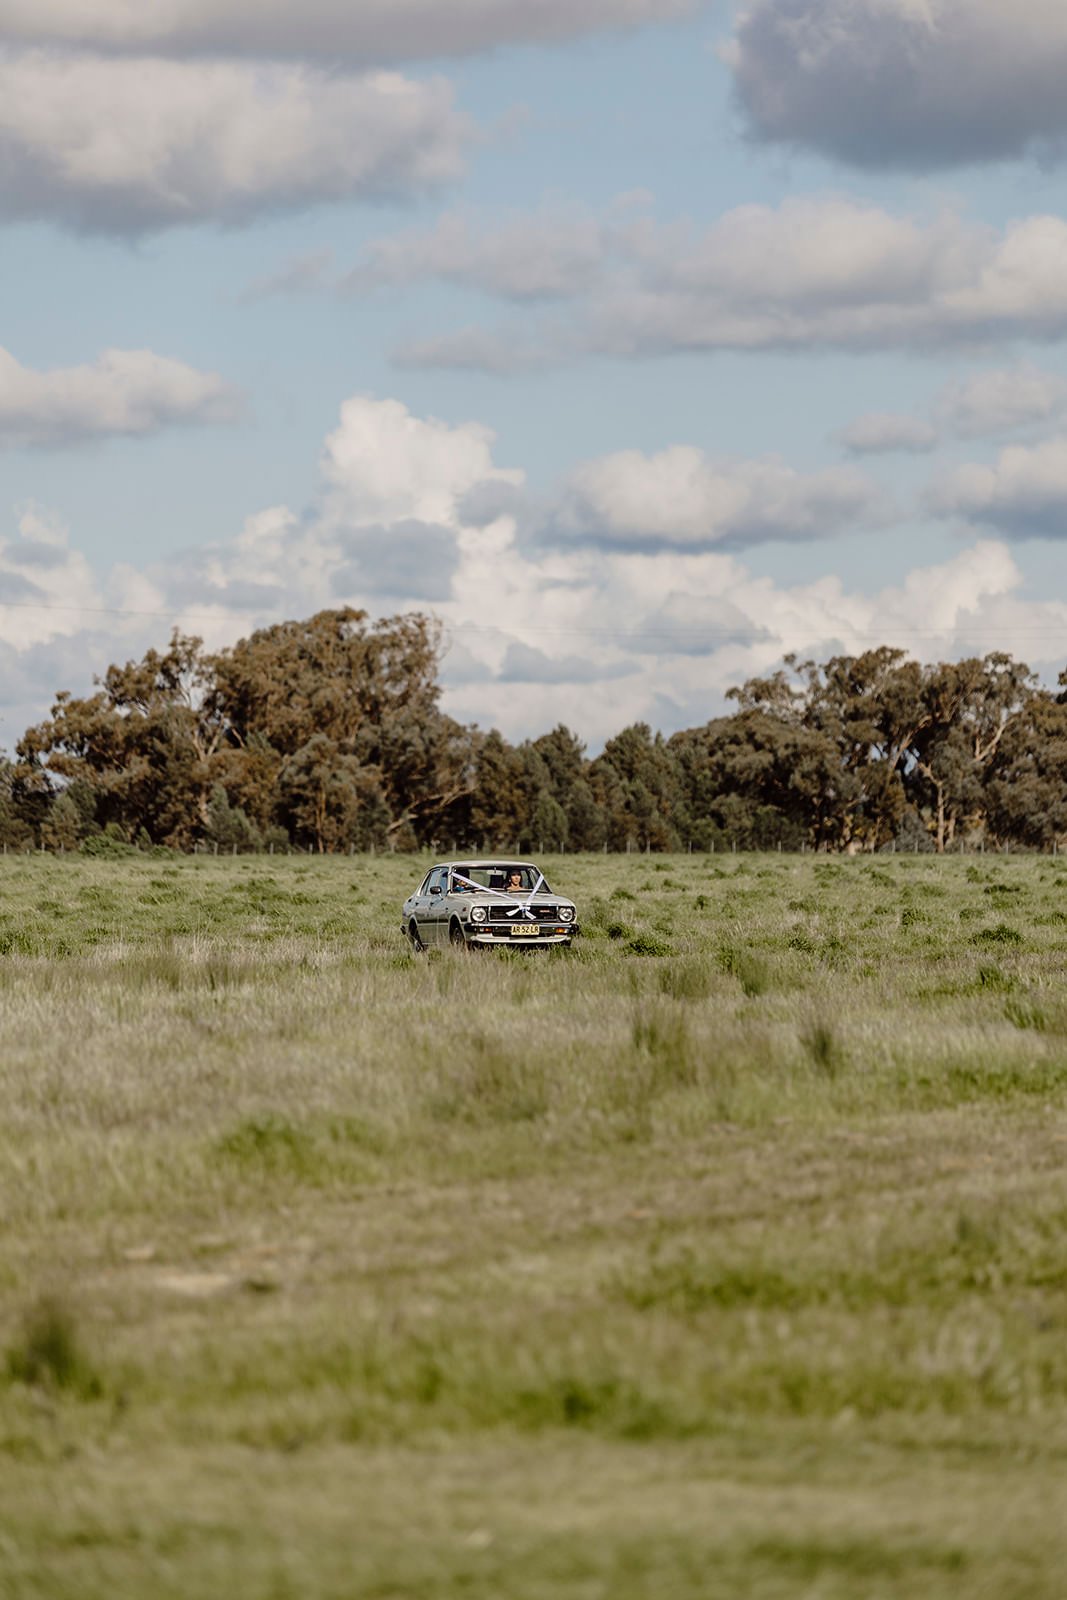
[422, 868, 448, 945]
[408, 872, 432, 941]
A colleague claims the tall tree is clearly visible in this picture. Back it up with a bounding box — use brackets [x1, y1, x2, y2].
[909, 655, 1034, 851]
[984, 690, 1067, 851]
[17, 633, 223, 847]
[0, 753, 33, 848]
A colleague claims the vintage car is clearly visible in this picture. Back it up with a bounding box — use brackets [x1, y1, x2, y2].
[402, 860, 579, 950]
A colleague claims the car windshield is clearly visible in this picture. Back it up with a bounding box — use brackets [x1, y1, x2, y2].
[451, 865, 549, 895]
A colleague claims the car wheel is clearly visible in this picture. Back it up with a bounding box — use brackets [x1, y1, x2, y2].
[408, 920, 426, 952]
[449, 919, 468, 949]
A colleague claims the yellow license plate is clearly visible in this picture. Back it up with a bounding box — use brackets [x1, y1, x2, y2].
[510, 924, 541, 936]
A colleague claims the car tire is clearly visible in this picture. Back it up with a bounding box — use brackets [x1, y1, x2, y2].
[449, 919, 468, 949]
[408, 920, 426, 952]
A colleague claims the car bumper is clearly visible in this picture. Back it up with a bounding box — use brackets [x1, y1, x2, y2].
[468, 924, 578, 945]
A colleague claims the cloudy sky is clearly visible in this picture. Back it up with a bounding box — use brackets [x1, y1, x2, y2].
[3, 0, 1067, 749]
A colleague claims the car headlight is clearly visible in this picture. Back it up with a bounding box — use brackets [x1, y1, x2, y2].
[470, 905, 488, 923]
[559, 906, 575, 923]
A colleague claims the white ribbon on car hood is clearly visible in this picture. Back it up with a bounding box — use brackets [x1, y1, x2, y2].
[450, 870, 547, 919]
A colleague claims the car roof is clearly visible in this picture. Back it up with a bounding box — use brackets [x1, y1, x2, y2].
[432, 860, 539, 871]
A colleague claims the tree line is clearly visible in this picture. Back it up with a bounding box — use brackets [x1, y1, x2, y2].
[2, 608, 1065, 855]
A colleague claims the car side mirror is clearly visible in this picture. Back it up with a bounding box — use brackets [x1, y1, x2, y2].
[429, 885, 443, 896]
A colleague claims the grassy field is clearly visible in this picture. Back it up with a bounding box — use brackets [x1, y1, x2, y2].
[2, 848, 1067, 1598]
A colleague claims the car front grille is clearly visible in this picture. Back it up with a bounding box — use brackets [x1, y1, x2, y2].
[487, 904, 561, 923]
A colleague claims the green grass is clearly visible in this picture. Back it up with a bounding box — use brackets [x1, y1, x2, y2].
[2, 850, 1067, 1597]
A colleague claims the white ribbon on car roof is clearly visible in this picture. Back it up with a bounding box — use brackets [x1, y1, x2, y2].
[450, 870, 546, 919]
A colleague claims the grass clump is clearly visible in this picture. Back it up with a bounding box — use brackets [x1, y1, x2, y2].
[430, 1036, 549, 1125]
[974, 964, 1016, 993]
[801, 1020, 846, 1078]
[719, 942, 772, 996]
[658, 958, 714, 1001]
[971, 923, 1024, 947]
[6, 1297, 102, 1400]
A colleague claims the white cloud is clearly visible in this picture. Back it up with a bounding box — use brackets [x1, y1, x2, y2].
[346, 209, 607, 301]
[936, 364, 1067, 439]
[443, 537, 1067, 743]
[319, 395, 524, 526]
[0, 0, 695, 61]
[596, 204, 1067, 355]
[390, 199, 1067, 368]
[630, 592, 772, 655]
[240, 249, 336, 304]
[0, 346, 240, 448]
[930, 436, 1067, 539]
[0, 54, 469, 233]
[396, 326, 556, 376]
[498, 642, 629, 685]
[0, 506, 104, 651]
[838, 413, 939, 456]
[3, 398, 1065, 749]
[727, 0, 1067, 171]
[836, 363, 1067, 462]
[556, 445, 889, 550]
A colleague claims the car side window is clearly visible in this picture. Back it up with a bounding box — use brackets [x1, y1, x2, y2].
[418, 873, 433, 896]
[429, 868, 447, 895]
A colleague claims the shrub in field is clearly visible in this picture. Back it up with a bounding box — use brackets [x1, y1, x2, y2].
[80, 825, 136, 858]
[628, 933, 673, 957]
